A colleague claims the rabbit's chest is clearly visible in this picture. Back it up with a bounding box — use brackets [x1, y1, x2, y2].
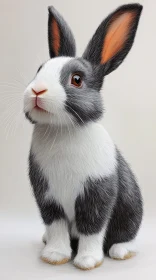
[46, 167, 84, 221]
[32, 124, 117, 220]
[34, 148, 89, 221]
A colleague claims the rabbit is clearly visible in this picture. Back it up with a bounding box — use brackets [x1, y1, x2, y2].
[24, 3, 143, 270]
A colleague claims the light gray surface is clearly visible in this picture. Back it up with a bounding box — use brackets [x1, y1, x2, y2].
[0, 0, 156, 278]
[1, 215, 156, 279]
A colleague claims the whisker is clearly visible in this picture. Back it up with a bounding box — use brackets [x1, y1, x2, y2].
[0, 83, 23, 90]
[14, 66, 29, 85]
[3, 107, 18, 139]
[65, 102, 93, 142]
[0, 97, 31, 139]
[65, 103, 84, 124]
[36, 53, 44, 66]
[58, 109, 63, 139]
[65, 112, 75, 130]
[0, 99, 22, 116]
[49, 125, 59, 152]
[41, 124, 50, 141]
[67, 94, 94, 102]
[13, 77, 27, 88]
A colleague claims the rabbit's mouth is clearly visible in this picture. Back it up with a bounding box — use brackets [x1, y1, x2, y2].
[34, 105, 48, 113]
[33, 96, 51, 114]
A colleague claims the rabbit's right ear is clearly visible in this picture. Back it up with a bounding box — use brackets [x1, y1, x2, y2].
[48, 6, 76, 58]
[83, 4, 143, 76]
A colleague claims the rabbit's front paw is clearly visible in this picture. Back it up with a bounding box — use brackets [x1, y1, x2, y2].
[74, 255, 103, 270]
[41, 246, 71, 265]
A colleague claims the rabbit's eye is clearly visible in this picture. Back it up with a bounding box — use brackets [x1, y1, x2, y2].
[71, 74, 82, 87]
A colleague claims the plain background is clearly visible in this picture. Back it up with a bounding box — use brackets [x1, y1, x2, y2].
[0, 0, 156, 279]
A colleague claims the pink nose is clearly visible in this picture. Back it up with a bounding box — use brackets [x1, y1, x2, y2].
[32, 82, 47, 96]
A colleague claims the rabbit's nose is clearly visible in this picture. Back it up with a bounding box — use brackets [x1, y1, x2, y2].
[32, 82, 47, 96]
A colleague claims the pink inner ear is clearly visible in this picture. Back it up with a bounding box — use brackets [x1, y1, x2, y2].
[51, 18, 60, 56]
[101, 11, 136, 64]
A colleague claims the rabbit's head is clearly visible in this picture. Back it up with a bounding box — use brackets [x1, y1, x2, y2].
[24, 4, 142, 126]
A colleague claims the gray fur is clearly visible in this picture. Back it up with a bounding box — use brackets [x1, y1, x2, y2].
[75, 174, 118, 234]
[60, 58, 104, 124]
[104, 149, 143, 254]
[74, 148, 143, 254]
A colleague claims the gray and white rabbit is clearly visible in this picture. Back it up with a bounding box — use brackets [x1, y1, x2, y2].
[24, 3, 143, 270]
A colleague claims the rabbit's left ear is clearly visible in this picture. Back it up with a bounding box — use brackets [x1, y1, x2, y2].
[48, 6, 76, 58]
[83, 4, 143, 75]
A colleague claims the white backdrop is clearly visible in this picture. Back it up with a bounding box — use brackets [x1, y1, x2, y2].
[0, 0, 156, 279]
[0, 0, 155, 217]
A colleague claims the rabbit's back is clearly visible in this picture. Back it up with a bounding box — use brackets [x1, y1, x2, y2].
[104, 149, 143, 254]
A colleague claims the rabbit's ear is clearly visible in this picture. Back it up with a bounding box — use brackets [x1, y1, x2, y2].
[83, 4, 143, 75]
[48, 6, 76, 58]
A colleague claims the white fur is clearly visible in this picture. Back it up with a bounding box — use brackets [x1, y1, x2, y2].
[32, 122, 117, 221]
[71, 221, 80, 238]
[42, 232, 47, 243]
[24, 57, 73, 125]
[74, 228, 106, 269]
[41, 219, 72, 262]
[109, 241, 137, 259]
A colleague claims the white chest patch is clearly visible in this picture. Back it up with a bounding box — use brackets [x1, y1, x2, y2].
[31, 123, 117, 221]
